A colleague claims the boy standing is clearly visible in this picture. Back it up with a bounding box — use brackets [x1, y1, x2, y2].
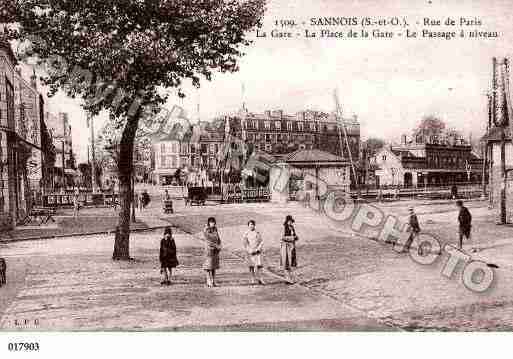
[242, 220, 265, 285]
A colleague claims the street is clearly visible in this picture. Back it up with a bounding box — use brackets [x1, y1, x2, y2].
[1, 199, 512, 331]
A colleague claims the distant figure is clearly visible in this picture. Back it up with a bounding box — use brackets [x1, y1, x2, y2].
[281, 215, 298, 283]
[73, 188, 80, 218]
[164, 189, 171, 201]
[451, 184, 458, 200]
[159, 227, 179, 285]
[141, 190, 151, 209]
[242, 220, 265, 285]
[0, 257, 6, 287]
[407, 207, 421, 251]
[137, 191, 143, 211]
[456, 200, 472, 249]
[203, 217, 221, 287]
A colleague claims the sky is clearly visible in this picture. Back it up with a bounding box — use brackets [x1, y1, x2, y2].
[22, 0, 513, 163]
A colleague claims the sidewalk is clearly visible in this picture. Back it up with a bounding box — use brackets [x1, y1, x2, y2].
[0, 206, 173, 242]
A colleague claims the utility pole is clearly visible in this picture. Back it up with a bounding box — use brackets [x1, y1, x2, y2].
[334, 89, 360, 199]
[88, 112, 98, 193]
[61, 140, 65, 192]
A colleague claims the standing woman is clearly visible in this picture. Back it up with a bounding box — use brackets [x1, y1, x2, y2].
[203, 217, 221, 287]
[281, 215, 298, 283]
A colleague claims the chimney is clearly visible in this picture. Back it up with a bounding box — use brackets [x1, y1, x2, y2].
[264, 110, 271, 118]
[401, 134, 407, 145]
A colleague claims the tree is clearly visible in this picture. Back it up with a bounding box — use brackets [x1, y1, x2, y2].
[78, 162, 92, 188]
[8, 0, 265, 259]
[413, 115, 446, 143]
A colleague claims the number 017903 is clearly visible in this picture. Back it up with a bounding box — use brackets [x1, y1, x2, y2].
[7, 342, 40, 351]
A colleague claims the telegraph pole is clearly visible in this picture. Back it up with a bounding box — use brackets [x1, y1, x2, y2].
[88, 112, 98, 193]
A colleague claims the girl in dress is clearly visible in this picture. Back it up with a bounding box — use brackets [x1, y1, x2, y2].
[242, 220, 265, 285]
[159, 227, 179, 285]
[281, 215, 298, 283]
[203, 217, 221, 287]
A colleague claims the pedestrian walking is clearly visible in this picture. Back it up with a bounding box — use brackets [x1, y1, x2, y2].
[406, 207, 421, 252]
[242, 220, 265, 285]
[281, 215, 298, 283]
[456, 200, 472, 249]
[159, 227, 179, 285]
[72, 188, 80, 218]
[203, 217, 221, 287]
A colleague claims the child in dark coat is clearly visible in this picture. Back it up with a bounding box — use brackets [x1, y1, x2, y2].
[160, 227, 179, 285]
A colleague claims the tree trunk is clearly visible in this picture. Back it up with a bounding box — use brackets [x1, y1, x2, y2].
[112, 112, 141, 260]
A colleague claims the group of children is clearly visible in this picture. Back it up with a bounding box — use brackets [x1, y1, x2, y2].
[159, 215, 299, 286]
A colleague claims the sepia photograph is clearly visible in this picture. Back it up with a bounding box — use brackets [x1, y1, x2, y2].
[1, 0, 513, 356]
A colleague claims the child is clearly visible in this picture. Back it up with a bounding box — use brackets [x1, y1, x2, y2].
[203, 217, 221, 287]
[281, 215, 298, 283]
[242, 220, 265, 285]
[159, 227, 179, 285]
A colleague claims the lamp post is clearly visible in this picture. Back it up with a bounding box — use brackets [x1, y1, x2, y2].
[465, 160, 471, 199]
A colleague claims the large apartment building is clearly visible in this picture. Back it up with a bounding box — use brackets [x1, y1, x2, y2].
[150, 107, 361, 185]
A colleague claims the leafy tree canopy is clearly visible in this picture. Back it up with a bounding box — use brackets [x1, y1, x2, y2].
[7, 0, 265, 119]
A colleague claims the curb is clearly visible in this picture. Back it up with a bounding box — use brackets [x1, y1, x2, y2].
[0, 224, 172, 244]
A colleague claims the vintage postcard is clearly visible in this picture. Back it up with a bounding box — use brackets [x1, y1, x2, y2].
[1, 0, 513, 356]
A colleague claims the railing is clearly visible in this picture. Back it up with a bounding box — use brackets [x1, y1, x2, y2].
[42, 193, 118, 207]
[241, 187, 270, 202]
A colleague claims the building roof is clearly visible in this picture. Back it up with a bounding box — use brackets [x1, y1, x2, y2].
[283, 149, 347, 163]
[391, 149, 418, 158]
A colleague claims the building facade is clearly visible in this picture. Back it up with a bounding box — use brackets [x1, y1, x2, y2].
[372, 136, 483, 187]
[0, 36, 48, 229]
[149, 107, 361, 186]
[224, 108, 360, 160]
[481, 57, 513, 223]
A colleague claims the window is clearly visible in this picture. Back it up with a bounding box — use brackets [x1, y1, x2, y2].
[201, 144, 208, 153]
[161, 155, 166, 168]
[247, 133, 253, 141]
[275, 121, 281, 130]
[287, 122, 292, 131]
[382, 155, 387, 161]
[265, 143, 272, 152]
[310, 122, 316, 131]
[161, 143, 166, 154]
[298, 122, 304, 131]
[210, 143, 215, 154]
[265, 134, 271, 142]
[277, 134, 282, 142]
[255, 133, 261, 141]
[171, 155, 177, 168]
